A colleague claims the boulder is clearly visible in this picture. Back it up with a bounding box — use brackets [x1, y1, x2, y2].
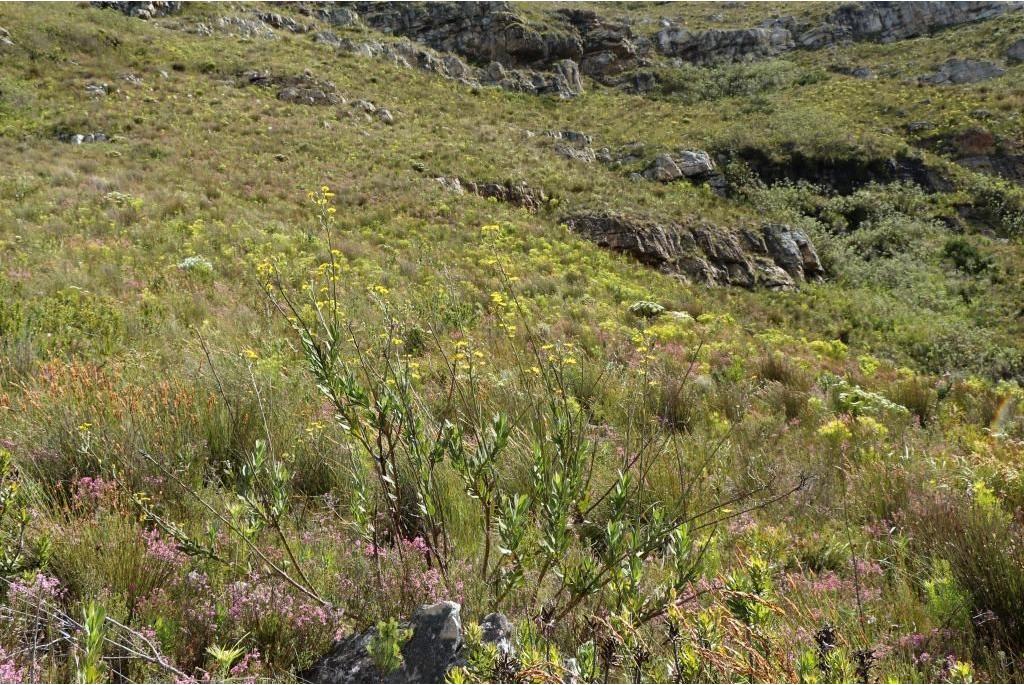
[0, 26, 12, 47]
[643, 153, 683, 182]
[301, 602, 512, 684]
[377, 108, 395, 125]
[677, 150, 716, 177]
[479, 613, 515, 657]
[642, 150, 716, 183]
[762, 224, 825, 281]
[1007, 38, 1024, 64]
[91, 1, 181, 19]
[920, 58, 1005, 85]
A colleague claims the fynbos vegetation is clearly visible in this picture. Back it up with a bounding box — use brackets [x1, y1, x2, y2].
[1, 1, 1024, 683]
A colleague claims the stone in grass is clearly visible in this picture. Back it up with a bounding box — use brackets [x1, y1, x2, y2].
[301, 601, 512, 684]
[1008, 38, 1024, 64]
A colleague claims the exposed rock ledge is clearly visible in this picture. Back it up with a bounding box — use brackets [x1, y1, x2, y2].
[564, 212, 824, 290]
[657, 1, 1022, 64]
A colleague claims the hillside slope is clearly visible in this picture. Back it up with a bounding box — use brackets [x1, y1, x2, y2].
[0, 2, 1023, 682]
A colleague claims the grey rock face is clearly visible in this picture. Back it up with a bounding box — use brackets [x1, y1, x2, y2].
[656, 24, 794, 64]
[556, 8, 638, 79]
[91, 1, 181, 19]
[353, 2, 582, 68]
[677, 150, 716, 177]
[301, 5, 362, 28]
[543, 130, 597, 163]
[762, 224, 825, 282]
[326, 37, 582, 98]
[255, 11, 311, 34]
[920, 58, 1005, 85]
[643, 150, 718, 185]
[301, 602, 512, 684]
[643, 153, 683, 182]
[655, 2, 1020, 64]
[555, 144, 597, 163]
[0, 26, 12, 46]
[1007, 38, 1024, 63]
[193, 16, 277, 39]
[436, 176, 547, 210]
[800, 1, 1020, 48]
[563, 212, 824, 290]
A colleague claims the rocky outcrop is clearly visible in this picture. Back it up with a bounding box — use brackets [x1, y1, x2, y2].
[301, 602, 512, 684]
[353, 2, 582, 67]
[300, 4, 362, 28]
[799, 1, 1020, 48]
[919, 58, 1006, 85]
[555, 8, 641, 79]
[638, 150, 727, 195]
[563, 212, 824, 290]
[655, 2, 1021, 64]
[326, 36, 582, 98]
[0, 26, 12, 47]
[91, 1, 181, 19]
[337, 3, 590, 97]
[656, 24, 793, 64]
[255, 11, 311, 34]
[435, 176, 547, 210]
[239, 70, 342, 105]
[643, 150, 716, 180]
[189, 16, 278, 39]
[932, 128, 1024, 184]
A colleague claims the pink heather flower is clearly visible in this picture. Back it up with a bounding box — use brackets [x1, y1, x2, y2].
[142, 529, 188, 566]
[0, 648, 25, 684]
[229, 649, 261, 678]
[73, 476, 116, 505]
[404, 537, 430, 555]
[10, 573, 65, 603]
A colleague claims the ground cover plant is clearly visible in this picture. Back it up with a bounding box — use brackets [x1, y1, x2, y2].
[1, 1, 1024, 682]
